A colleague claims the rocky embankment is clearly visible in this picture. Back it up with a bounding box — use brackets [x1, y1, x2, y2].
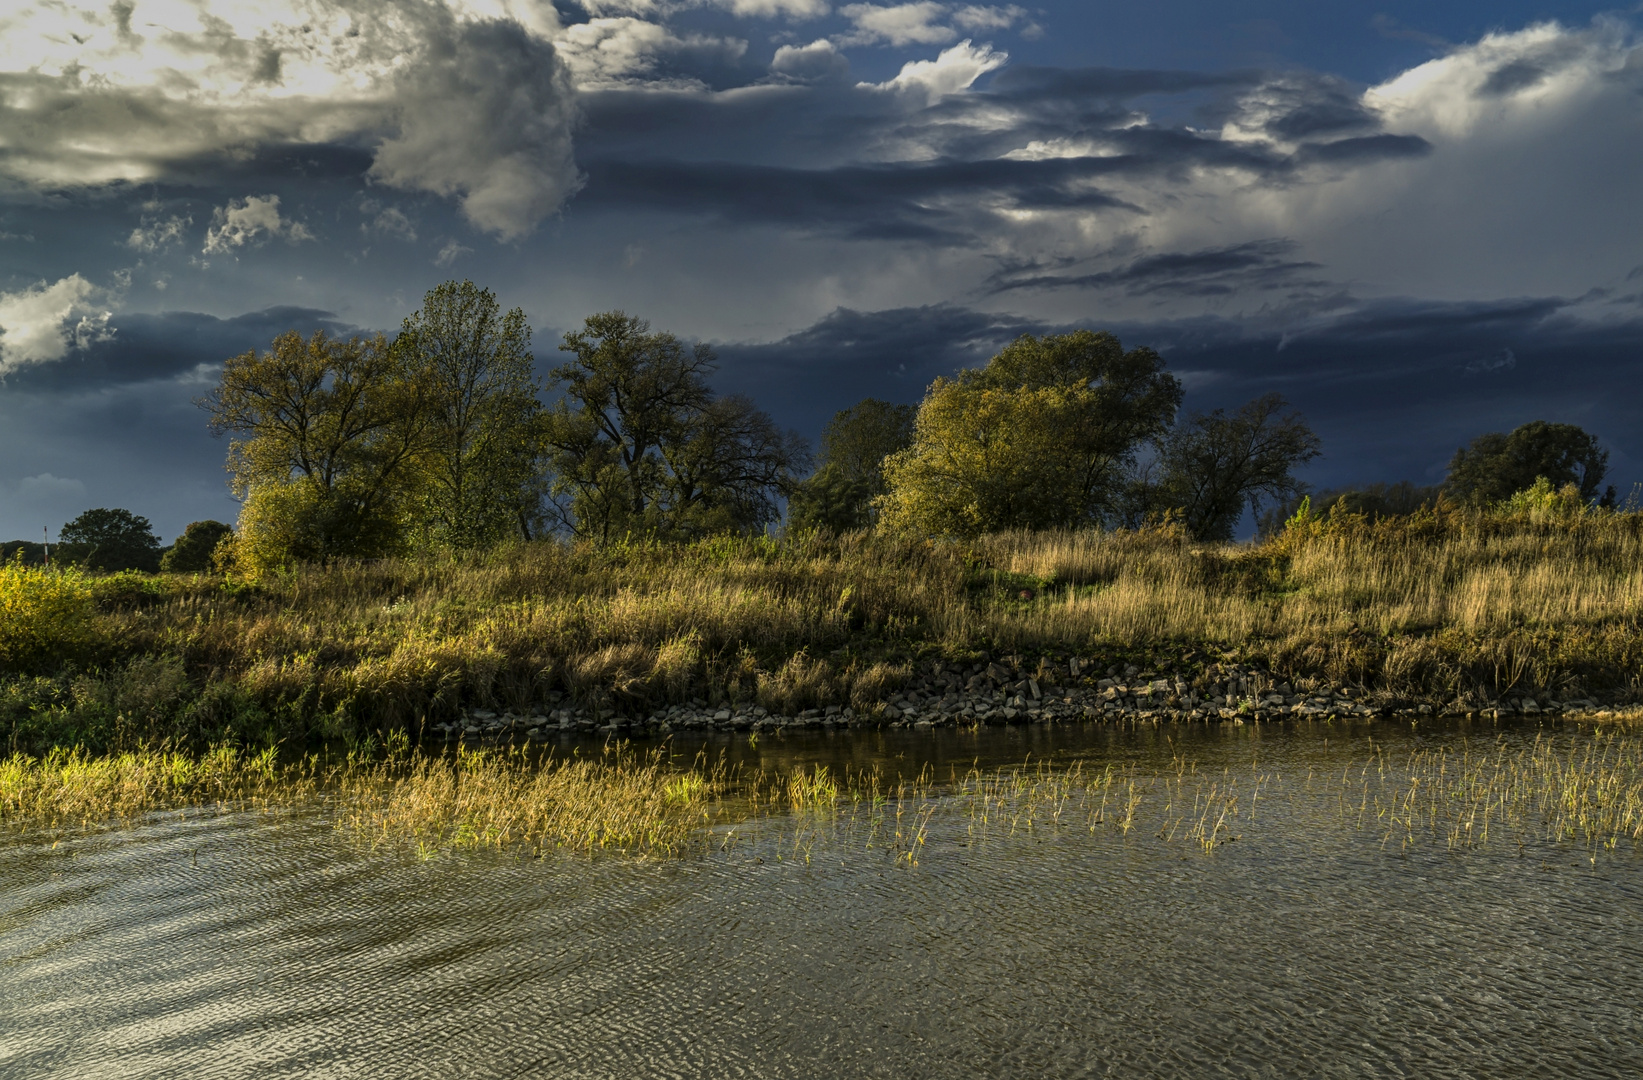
[430, 654, 1615, 742]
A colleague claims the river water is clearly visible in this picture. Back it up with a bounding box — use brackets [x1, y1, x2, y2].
[3, 720, 1641, 1078]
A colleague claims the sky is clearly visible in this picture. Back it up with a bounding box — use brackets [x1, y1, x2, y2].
[1, 0, 1640, 541]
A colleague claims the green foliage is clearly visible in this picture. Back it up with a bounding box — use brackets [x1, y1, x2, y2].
[789, 464, 878, 533]
[545, 311, 807, 541]
[1446, 420, 1609, 504]
[0, 541, 48, 567]
[790, 399, 915, 533]
[160, 520, 234, 572]
[1259, 481, 1444, 536]
[204, 328, 432, 572]
[0, 561, 96, 672]
[877, 331, 1182, 536]
[58, 508, 162, 572]
[1155, 393, 1322, 541]
[1499, 477, 1591, 520]
[398, 280, 545, 548]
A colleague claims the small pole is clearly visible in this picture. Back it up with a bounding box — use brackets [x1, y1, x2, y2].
[43, 525, 49, 567]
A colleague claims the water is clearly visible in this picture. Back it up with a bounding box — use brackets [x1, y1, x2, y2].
[4, 720, 1642, 1078]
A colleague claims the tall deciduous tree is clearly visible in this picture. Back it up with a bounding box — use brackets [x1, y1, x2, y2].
[203, 329, 431, 568]
[397, 280, 544, 547]
[58, 508, 162, 572]
[1156, 393, 1322, 541]
[1445, 421, 1610, 504]
[789, 399, 916, 533]
[876, 331, 1182, 536]
[544, 312, 806, 540]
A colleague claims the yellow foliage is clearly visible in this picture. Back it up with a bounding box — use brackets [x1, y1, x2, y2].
[0, 561, 96, 670]
[877, 380, 1089, 535]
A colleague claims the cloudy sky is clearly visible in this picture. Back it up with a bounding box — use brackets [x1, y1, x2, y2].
[2, 0, 1640, 540]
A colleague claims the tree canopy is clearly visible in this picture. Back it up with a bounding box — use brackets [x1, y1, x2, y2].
[204, 328, 431, 568]
[876, 331, 1182, 536]
[544, 311, 807, 540]
[59, 508, 162, 572]
[1156, 393, 1322, 541]
[1445, 421, 1610, 505]
[397, 280, 543, 547]
[789, 398, 915, 533]
[160, 520, 234, 572]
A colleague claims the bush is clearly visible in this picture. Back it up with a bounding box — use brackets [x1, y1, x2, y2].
[0, 561, 96, 672]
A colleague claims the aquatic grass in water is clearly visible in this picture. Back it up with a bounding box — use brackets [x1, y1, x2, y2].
[334, 745, 726, 856]
[7, 729, 1643, 864]
[1365, 732, 1643, 853]
[0, 744, 307, 829]
[0, 743, 725, 857]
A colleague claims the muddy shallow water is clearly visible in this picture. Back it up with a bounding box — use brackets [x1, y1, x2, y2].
[3, 719, 1641, 1079]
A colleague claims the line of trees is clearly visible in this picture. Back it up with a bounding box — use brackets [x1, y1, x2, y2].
[204, 282, 809, 571]
[18, 281, 1621, 572]
[794, 330, 1322, 541]
[1259, 419, 1620, 532]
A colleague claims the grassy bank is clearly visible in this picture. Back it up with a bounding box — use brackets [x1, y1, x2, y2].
[3, 502, 1642, 754]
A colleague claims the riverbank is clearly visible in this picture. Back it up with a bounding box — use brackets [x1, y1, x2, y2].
[5, 502, 1642, 755]
[434, 652, 1628, 742]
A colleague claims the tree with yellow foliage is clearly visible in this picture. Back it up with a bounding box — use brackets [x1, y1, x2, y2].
[877, 331, 1181, 535]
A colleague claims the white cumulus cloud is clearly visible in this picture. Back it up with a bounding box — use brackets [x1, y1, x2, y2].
[839, 3, 956, 47]
[126, 215, 193, 253]
[0, 274, 113, 375]
[770, 39, 851, 83]
[555, 17, 749, 89]
[202, 196, 314, 255]
[951, 4, 1028, 32]
[860, 39, 1005, 103]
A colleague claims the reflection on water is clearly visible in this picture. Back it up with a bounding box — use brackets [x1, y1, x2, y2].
[4, 720, 1642, 1079]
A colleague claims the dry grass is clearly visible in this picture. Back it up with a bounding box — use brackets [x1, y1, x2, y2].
[6, 504, 1643, 754]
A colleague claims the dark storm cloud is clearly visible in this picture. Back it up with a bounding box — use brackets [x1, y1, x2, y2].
[987, 239, 1326, 297]
[571, 64, 1433, 239]
[713, 303, 1037, 432]
[983, 65, 1259, 103]
[578, 155, 1148, 241]
[3, 307, 361, 391]
[709, 296, 1643, 494]
[1294, 133, 1431, 165]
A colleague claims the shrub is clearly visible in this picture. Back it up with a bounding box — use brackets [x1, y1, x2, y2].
[0, 561, 96, 672]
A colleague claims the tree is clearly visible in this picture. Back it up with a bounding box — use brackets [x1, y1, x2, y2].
[59, 508, 162, 571]
[397, 281, 544, 547]
[544, 312, 806, 540]
[789, 399, 915, 532]
[203, 329, 432, 568]
[660, 394, 809, 536]
[1156, 394, 1322, 541]
[1445, 421, 1609, 504]
[876, 331, 1182, 536]
[160, 520, 234, 572]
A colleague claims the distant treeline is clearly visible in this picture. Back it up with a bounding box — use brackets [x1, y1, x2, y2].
[6, 279, 1623, 572]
